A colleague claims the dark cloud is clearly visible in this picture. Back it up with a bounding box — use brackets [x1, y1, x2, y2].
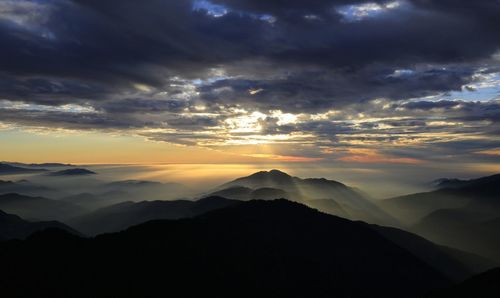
[0, 0, 499, 161]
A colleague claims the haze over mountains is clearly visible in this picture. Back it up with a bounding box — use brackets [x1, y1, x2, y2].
[0, 166, 499, 297]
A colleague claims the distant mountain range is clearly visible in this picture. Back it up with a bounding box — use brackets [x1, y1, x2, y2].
[68, 196, 239, 235]
[0, 200, 457, 297]
[0, 163, 48, 174]
[48, 168, 97, 176]
[0, 179, 58, 197]
[381, 173, 500, 262]
[0, 209, 79, 241]
[0, 193, 85, 221]
[1, 162, 74, 168]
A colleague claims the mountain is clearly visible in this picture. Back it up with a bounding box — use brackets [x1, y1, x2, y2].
[0, 209, 79, 241]
[380, 173, 500, 261]
[2, 162, 74, 168]
[0, 179, 58, 197]
[0, 163, 48, 174]
[60, 191, 133, 210]
[431, 178, 469, 189]
[100, 180, 191, 201]
[368, 224, 495, 281]
[212, 170, 398, 226]
[430, 267, 500, 298]
[48, 168, 97, 176]
[381, 173, 500, 225]
[0, 193, 85, 221]
[380, 191, 469, 225]
[0, 199, 451, 297]
[209, 186, 289, 201]
[69, 194, 494, 279]
[68, 196, 239, 235]
[413, 209, 500, 262]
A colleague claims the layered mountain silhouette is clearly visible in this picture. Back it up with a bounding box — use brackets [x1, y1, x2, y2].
[0, 209, 79, 241]
[100, 180, 191, 201]
[48, 168, 96, 176]
[60, 191, 133, 210]
[0, 163, 48, 174]
[381, 173, 500, 261]
[0, 179, 59, 197]
[211, 169, 398, 226]
[0, 200, 452, 298]
[0, 193, 85, 221]
[2, 162, 74, 168]
[68, 196, 239, 235]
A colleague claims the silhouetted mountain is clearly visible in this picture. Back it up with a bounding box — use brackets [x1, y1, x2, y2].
[380, 191, 468, 225]
[68, 196, 239, 235]
[101, 180, 191, 200]
[381, 173, 500, 261]
[381, 173, 500, 224]
[413, 209, 500, 262]
[48, 168, 96, 176]
[0, 209, 80, 241]
[251, 187, 288, 200]
[368, 224, 495, 281]
[430, 267, 500, 298]
[60, 191, 132, 210]
[0, 193, 85, 221]
[0, 199, 450, 297]
[0, 179, 56, 197]
[209, 186, 289, 201]
[2, 162, 74, 168]
[207, 186, 253, 200]
[0, 163, 48, 174]
[431, 178, 469, 189]
[214, 170, 398, 226]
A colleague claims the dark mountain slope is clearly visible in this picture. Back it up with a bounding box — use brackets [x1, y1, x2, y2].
[0, 210, 80, 241]
[430, 267, 500, 298]
[0, 199, 450, 298]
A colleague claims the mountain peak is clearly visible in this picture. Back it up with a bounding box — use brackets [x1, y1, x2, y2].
[250, 169, 291, 178]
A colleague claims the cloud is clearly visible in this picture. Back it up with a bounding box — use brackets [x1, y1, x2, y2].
[0, 0, 499, 164]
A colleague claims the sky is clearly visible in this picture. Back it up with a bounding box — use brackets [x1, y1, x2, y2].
[0, 0, 499, 181]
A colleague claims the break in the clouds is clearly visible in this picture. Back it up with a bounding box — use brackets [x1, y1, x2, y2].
[0, 0, 499, 163]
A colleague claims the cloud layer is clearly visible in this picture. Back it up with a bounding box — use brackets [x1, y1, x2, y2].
[0, 0, 499, 163]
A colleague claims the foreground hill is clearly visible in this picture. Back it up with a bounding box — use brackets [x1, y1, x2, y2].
[0, 199, 450, 298]
[64, 196, 493, 280]
[211, 170, 397, 226]
[0, 210, 79, 241]
[430, 267, 500, 298]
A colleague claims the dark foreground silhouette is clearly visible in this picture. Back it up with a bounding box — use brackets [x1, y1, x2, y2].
[430, 267, 500, 298]
[0, 200, 452, 298]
